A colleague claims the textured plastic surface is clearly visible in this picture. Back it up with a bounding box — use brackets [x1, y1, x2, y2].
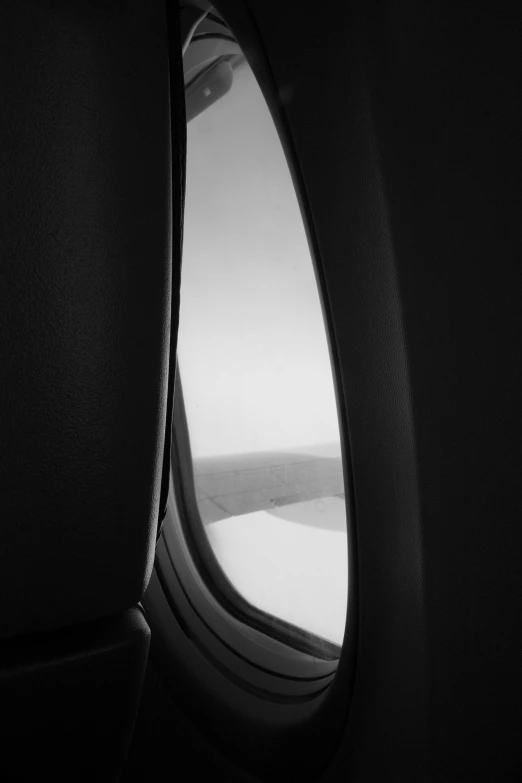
[0, 0, 182, 637]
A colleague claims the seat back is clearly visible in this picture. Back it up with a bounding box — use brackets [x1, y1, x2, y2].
[0, 0, 184, 777]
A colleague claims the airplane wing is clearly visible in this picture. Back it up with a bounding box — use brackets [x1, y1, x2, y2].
[192, 446, 345, 525]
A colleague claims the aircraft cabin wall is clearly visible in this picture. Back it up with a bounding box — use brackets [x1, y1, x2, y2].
[128, 0, 522, 781]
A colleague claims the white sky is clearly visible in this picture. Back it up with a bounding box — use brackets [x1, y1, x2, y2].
[178, 64, 341, 459]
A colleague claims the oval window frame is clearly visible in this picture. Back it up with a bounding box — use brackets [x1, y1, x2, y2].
[142, 3, 359, 778]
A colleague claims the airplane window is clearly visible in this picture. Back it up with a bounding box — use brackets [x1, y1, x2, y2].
[176, 46, 348, 647]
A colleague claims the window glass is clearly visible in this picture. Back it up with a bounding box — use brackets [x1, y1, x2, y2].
[177, 51, 348, 646]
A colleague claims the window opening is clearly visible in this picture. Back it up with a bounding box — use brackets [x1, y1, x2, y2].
[176, 34, 348, 647]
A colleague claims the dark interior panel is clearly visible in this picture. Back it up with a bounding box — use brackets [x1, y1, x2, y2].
[0, 608, 150, 782]
[0, 0, 176, 638]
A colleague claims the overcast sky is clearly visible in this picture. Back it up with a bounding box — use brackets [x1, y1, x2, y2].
[177, 64, 341, 459]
